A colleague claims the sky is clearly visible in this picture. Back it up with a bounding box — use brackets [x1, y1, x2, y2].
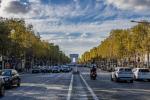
[0, 0, 150, 56]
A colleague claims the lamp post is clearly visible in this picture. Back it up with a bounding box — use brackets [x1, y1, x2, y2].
[131, 20, 150, 68]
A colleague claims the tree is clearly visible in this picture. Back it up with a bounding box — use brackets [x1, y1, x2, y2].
[80, 21, 150, 68]
[0, 18, 70, 70]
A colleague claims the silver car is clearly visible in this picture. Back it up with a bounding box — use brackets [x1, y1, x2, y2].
[111, 67, 134, 83]
[133, 68, 150, 81]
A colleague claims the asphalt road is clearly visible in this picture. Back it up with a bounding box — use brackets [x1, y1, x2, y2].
[80, 68, 150, 100]
[1, 67, 150, 100]
[1, 73, 72, 100]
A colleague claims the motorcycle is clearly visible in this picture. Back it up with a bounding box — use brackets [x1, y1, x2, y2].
[90, 71, 97, 80]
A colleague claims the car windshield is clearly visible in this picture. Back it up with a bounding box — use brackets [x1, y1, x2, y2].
[119, 68, 132, 72]
[2, 70, 11, 76]
[139, 69, 150, 72]
[63, 66, 68, 68]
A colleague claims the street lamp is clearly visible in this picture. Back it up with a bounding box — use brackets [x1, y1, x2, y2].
[131, 20, 150, 68]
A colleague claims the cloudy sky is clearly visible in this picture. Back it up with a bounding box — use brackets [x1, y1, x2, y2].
[0, 0, 150, 56]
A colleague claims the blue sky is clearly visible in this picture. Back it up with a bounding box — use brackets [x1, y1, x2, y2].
[0, 0, 150, 56]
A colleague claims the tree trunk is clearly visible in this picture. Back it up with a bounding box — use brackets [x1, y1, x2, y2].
[147, 51, 149, 68]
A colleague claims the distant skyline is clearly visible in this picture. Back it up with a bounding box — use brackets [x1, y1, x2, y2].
[0, 0, 150, 56]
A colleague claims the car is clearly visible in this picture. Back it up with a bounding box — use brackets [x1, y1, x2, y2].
[133, 68, 150, 81]
[0, 77, 5, 96]
[111, 67, 134, 83]
[59, 66, 64, 72]
[49, 66, 53, 73]
[61, 65, 71, 72]
[52, 66, 60, 73]
[1, 69, 21, 88]
[40, 66, 48, 73]
[32, 68, 41, 73]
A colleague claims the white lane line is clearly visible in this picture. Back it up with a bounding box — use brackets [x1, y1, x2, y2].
[67, 74, 74, 100]
[80, 74, 99, 100]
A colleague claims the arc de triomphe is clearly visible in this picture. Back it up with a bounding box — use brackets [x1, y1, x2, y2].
[69, 54, 79, 63]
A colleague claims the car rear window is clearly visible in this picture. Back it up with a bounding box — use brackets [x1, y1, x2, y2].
[2, 70, 11, 76]
[119, 68, 132, 72]
[54, 66, 58, 68]
[139, 69, 150, 72]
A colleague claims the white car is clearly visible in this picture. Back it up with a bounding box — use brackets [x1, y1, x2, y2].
[111, 67, 134, 83]
[133, 68, 150, 81]
[61, 65, 71, 72]
[52, 66, 60, 73]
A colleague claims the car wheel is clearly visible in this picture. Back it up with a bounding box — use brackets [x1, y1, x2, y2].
[115, 78, 119, 82]
[17, 79, 21, 87]
[8, 83, 12, 89]
[0, 85, 5, 97]
[134, 75, 137, 81]
[130, 80, 133, 83]
[114, 75, 118, 82]
[111, 77, 114, 81]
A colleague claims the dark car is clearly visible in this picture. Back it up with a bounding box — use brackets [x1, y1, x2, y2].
[61, 65, 71, 72]
[1, 69, 21, 88]
[48, 66, 52, 73]
[40, 67, 48, 73]
[32, 68, 41, 73]
[0, 77, 5, 96]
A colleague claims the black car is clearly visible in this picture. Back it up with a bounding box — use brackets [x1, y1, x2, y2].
[40, 67, 48, 73]
[48, 67, 52, 73]
[32, 68, 41, 73]
[0, 77, 5, 96]
[1, 69, 21, 88]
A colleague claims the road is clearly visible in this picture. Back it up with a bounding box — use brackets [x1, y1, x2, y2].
[80, 68, 150, 100]
[1, 67, 150, 100]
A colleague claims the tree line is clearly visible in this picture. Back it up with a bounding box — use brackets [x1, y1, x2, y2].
[0, 18, 70, 71]
[80, 22, 150, 68]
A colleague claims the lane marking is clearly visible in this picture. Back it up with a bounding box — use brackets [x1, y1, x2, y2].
[80, 74, 99, 100]
[67, 74, 74, 100]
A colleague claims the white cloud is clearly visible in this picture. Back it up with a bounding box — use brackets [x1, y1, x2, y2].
[37, 19, 137, 55]
[56, 38, 100, 56]
[105, 0, 150, 11]
[0, 0, 87, 19]
[0, 0, 149, 55]
[27, 19, 136, 35]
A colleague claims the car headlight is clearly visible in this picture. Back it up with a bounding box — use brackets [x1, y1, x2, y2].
[4, 77, 9, 81]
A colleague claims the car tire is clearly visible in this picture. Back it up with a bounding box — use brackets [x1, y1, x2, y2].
[115, 78, 119, 82]
[17, 79, 21, 87]
[0, 85, 5, 97]
[111, 77, 114, 81]
[130, 80, 133, 83]
[134, 75, 137, 81]
[114, 75, 118, 82]
[8, 83, 12, 89]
